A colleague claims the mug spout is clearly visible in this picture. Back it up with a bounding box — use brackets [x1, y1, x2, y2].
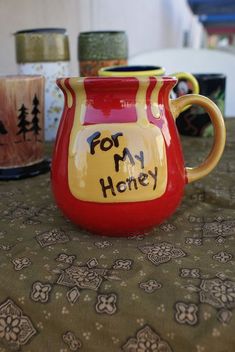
[163, 76, 178, 95]
[56, 77, 73, 109]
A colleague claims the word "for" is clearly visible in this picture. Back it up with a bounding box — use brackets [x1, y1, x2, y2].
[87, 131, 123, 155]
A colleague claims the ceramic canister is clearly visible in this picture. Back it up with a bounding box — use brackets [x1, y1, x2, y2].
[78, 31, 128, 76]
[15, 28, 71, 141]
[176, 73, 226, 137]
[0, 75, 50, 180]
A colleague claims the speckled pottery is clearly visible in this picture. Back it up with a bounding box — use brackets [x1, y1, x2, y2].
[15, 28, 71, 141]
[78, 31, 128, 76]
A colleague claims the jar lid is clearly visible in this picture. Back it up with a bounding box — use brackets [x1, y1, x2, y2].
[78, 31, 128, 61]
[15, 28, 70, 63]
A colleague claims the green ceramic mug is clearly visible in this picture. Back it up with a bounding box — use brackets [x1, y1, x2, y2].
[78, 31, 128, 77]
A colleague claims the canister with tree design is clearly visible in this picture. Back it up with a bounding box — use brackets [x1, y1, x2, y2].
[0, 75, 50, 180]
[15, 28, 71, 141]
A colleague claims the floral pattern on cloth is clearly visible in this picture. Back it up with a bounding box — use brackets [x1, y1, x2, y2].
[202, 218, 235, 239]
[56, 253, 76, 264]
[212, 251, 233, 263]
[57, 265, 104, 291]
[12, 257, 31, 271]
[199, 277, 235, 322]
[122, 325, 172, 351]
[36, 228, 70, 247]
[112, 259, 133, 270]
[139, 280, 162, 293]
[95, 293, 117, 315]
[30, 281, 52, 303]
[66, 287, 80, 304]
[62, 331, 82, 351]
[56, 261, 118, 291]
[175, 302, 198, 325]
[0, 298, 36, 349]
[0, 120, 235, 351]
[55, 257, 120, 308]
[179, 268, 201, 278]
[188, 215, 235, 245]
[139, 242, 186, 266]
[180, 273, 235, 325]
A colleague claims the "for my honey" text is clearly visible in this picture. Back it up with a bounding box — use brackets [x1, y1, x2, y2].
[87, 131, 158, 198]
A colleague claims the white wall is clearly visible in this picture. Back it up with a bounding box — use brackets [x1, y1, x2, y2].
[0, 0, 90, 76]
[90, 0, 196, 55]
[0, 0, 203, 76]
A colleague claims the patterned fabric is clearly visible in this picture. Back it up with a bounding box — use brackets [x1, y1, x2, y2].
[0, 119, 234, 351]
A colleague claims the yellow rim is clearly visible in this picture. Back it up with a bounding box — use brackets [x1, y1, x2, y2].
[98, 65, 165, 77]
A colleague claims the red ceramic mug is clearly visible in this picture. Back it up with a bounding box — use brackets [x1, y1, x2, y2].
[51, 76, 226, 237]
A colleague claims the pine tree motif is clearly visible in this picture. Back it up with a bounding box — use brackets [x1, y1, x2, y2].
[30, 95, 41, 141]
[0, 120, 7, 135]
[0, 120, 7, 145]
[16, 104, 30, 141]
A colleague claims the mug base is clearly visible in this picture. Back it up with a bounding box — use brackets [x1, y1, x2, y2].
[0, 159, 51, 180]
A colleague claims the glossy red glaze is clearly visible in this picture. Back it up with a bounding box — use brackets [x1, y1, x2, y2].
[51, 77, 186, 236]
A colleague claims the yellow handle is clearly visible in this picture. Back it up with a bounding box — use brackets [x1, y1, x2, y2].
[171, 94, 226, 183]
[171, 72, 199, 112]
[172, 72, 199, 95]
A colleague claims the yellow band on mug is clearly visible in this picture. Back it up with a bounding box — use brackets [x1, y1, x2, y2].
[98, 66, 199, 100]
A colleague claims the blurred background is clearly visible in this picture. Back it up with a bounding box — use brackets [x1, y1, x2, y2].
[1, 0, 234, 76]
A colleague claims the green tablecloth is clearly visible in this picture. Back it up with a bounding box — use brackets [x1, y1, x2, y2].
[0, 120, 234, 352]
